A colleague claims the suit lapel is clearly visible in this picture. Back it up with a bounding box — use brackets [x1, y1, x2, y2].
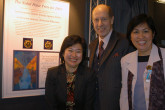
[126, 51, 138, 78]
[58, 65, 67, 98]
[147, 44, 160, 67]
[74, 66, 84, 100]
[89, 38, 99, 68]
[100, 31, 119, 66]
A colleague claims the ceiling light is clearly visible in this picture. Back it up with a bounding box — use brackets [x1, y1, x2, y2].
[157, 0, 165, 3]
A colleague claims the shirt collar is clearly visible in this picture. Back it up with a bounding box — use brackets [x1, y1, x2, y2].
[99, 30, 112, 49]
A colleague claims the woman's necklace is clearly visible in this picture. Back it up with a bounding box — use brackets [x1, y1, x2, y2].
[66, 71, 76, 83]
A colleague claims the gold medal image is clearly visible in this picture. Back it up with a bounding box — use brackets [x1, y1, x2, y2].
[44, 39, 53, 50]
[44, 40, 53, 49]
[24, 40, 32, 49]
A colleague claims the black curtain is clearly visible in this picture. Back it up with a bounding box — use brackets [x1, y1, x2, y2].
[107, 0, 148, 34]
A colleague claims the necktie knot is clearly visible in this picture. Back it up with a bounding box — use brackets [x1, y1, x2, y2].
[98, 40, 104, 59]
[99, 40, 104, 50]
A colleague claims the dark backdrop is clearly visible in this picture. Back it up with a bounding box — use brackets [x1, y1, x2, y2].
[107, 0, 148, 34]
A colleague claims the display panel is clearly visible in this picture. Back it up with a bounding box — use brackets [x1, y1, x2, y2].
[2, 0, 69, 98]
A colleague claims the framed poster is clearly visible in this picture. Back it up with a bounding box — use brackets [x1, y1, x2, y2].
[13, 51, 38, 91]
[2, 0, 69, 98]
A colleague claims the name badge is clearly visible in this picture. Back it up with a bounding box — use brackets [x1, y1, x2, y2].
[145, 65, 152, 82]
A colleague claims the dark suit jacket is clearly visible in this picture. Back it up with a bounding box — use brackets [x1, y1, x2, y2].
[89, 31, 130, 110]
[45, 64, 95, 110]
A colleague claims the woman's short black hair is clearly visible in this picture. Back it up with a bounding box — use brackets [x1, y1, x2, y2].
[127, 14, 158, 46]
[59, 35, 87, 65]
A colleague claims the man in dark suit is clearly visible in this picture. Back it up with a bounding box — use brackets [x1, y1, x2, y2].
[89, 4, 131, 110]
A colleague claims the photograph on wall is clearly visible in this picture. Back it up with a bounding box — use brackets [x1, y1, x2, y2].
[13, 51, 38, 91]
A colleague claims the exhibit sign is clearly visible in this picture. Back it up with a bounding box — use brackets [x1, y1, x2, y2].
[2, 0, 69, 98]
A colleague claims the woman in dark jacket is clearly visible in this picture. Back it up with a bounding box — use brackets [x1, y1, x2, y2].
[45, 35, 95, 110]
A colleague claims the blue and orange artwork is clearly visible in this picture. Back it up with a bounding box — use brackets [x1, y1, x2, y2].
[13, 51, 38, 91]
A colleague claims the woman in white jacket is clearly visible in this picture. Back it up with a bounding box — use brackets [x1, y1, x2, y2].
[120, 14, 165, 110]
